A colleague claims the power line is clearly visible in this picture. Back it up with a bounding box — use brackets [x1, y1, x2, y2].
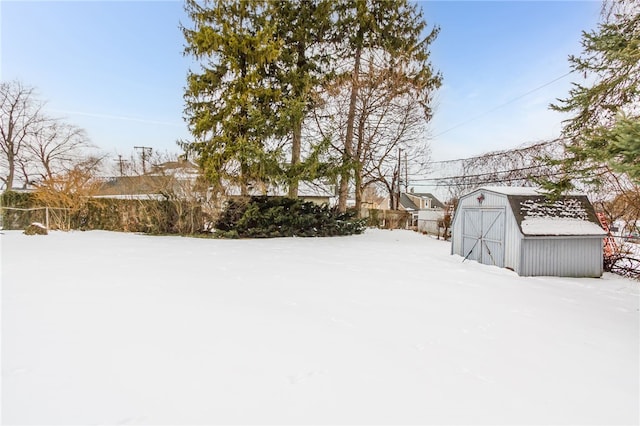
[410, 164, 552, 183]
[427, 139, 563, 165]
[431, 71, 574, 139]
[409, 165, 611, 188]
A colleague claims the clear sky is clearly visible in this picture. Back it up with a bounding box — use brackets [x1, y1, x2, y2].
[1, 0, 603, 166]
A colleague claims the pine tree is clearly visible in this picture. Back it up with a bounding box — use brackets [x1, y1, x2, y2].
[270, 0, 333, 197]
[182, 0, 283, 196]
[547, 0, 640, 193]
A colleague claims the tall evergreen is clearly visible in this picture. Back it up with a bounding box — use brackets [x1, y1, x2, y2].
[182, 0, 282, 196]
[182, 0, 440, 206]
[270, 0, 333, 197]
[546, 0, 640, 193]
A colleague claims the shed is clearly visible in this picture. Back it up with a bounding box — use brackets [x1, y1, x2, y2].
[450, 187, 606, 277]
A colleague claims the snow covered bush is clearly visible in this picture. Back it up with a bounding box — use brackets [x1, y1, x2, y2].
[214, 196, 366, 238]
[23, 222, 47, 235]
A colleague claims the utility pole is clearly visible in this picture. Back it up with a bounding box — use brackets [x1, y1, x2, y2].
[114, 155, 128, 176]
[397, 148, 402, 210]
[404, 150, 409, 192]
[134, 146, 153, 174]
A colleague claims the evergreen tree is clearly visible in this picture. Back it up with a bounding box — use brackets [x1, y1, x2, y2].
[270, 0, 333, 197]
[182, 0, 283, 196]
[546, 0, 640, 193]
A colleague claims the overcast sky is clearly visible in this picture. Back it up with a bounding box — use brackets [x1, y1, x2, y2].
[2, 1, 602, 167]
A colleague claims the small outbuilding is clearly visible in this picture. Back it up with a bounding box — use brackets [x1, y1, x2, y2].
[451, 186, 607, 277]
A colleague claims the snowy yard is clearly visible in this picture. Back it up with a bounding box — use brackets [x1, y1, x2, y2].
[2, 229, 638, 425]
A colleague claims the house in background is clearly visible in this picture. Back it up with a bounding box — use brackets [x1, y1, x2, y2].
[294, 181, 335, 205]
[94, 159, 201, 200]
[375, 190, 446, 232]
[382, 191, 445, 233]
[404, 192, 445, 232]
[450, 186, 606, 277]
[221, 179, 335, 206]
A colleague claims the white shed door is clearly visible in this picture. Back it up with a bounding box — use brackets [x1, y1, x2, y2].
[462, 208, 505, 267]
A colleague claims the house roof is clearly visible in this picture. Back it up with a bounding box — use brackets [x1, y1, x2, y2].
[95, 175, 174, 196]
[399, 192, 445, 210]
[399, 193, 419, 210]
[223, 180, 334, 199]
[149, 160, 200, 179]
[294, 181, 334, 198]
[409, 192, 445, 209]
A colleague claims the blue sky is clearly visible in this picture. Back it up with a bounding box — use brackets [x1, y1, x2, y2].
[2, 0, 602, 165]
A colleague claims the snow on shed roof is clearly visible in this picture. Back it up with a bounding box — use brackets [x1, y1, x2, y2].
[520, 217, 606, 236]
[508, 194, 606, 237]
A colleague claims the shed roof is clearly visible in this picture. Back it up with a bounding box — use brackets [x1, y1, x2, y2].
[466, 187, 606, 237]
[509, 194, 606, 237]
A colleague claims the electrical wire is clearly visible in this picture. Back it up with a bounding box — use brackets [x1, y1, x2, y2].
[427, 138, 564, 165]
[431, 71, 574, 139]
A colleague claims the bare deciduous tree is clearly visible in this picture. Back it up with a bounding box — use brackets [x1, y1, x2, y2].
[332, 0, 441, 212]
[21, 121, 93, 183]
[355, 60, 431, 212]
[1, 80, 96, 190]
[0, 81, 46, 190]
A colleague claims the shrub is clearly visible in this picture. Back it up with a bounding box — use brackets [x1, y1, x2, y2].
[1, 190, 34, 208]
[214, 196, 366, 238]
[24, 222, 48, 235]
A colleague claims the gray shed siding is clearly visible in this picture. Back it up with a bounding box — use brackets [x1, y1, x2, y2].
[519, 238, 603, 277]
[452, 190, 510, 255]
[503, 211, 522, 272]
[453, 189, 523, 270]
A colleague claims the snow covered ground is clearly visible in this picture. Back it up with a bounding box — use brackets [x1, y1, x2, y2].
[2, 229, 638, 425]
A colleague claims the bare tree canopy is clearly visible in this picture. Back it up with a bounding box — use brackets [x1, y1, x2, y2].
[0, 80, 45, 190]
[1, 80, 95, 191]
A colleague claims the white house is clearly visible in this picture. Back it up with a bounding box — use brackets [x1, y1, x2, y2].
[450, 186, 606, 277]
[400, 192, 445, 233]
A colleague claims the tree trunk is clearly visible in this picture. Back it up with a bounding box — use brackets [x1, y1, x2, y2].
[338, 45, 362, 212]
[3, 119, 15, 190]
[288, 122, 301, 198]
[289, 123, 302, 198]
[288, 38, 307, 199]
[5, 153, 15, 190]
[354, 107, 366, 216]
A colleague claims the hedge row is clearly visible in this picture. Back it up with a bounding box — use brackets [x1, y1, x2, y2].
[1, 191, 208, 234]
[2, 192, 367, 238]
[215, 196, 366, 238]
